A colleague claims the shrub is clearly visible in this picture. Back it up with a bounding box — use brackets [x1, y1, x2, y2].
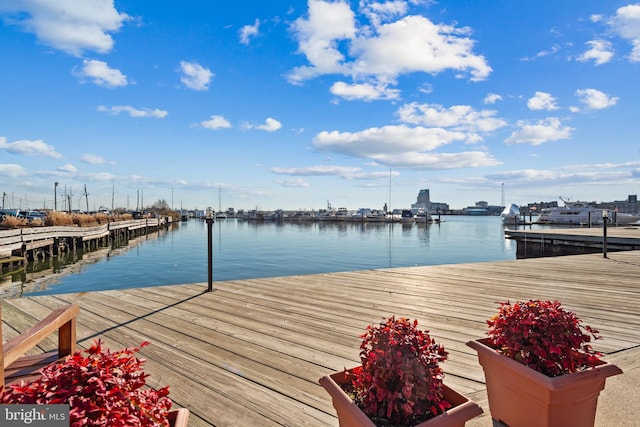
[46, 211, 75, 226]
[94, 213, 109, 224]
[351, 316, 450, 426]
[0, 340, 174, 427]
[0, 215, 28, 228]
[71, 213, 97, 226]
[486, 299, 602, 377]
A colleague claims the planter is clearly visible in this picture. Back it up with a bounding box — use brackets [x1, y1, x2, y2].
[168, 408, 190, 427]
[467, 338, 622, 427]
[319, 367, 483, 427]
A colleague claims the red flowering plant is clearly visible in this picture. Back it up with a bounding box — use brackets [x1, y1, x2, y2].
[0, 339, 174, 427]
[486, 299, 603, 377]
[350, 316, 450, 426]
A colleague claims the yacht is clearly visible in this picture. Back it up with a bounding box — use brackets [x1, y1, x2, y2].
[534, 201, 639, 225]
[500, 203, 524, 225]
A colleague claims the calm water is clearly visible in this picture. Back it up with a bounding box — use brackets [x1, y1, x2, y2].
[11, 216, 520, 297]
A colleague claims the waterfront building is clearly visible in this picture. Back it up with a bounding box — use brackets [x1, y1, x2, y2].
[411, 189, 450, 214]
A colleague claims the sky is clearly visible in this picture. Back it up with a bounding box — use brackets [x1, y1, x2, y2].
[1, 1, 640, 213]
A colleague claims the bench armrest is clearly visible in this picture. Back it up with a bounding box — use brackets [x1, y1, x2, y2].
[3, 304, 80, 368]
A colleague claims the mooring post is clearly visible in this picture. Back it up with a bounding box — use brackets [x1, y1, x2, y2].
[602, 210, 608, 258]
[206, 207, 214, 292]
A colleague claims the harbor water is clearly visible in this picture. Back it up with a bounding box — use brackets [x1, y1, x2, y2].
[6, 216, 520, 297]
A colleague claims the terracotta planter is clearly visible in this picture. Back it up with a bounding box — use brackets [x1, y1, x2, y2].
[168, 408, 190, 427]
[467, 338, 622, 427]
[319, 367, 483, 427]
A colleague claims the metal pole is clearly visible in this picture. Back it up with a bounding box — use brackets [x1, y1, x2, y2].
[603, 211, 608, 258]
[206, 208, 214, 291]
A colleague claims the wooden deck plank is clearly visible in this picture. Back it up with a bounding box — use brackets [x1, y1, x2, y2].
[3, 249, 640, 426]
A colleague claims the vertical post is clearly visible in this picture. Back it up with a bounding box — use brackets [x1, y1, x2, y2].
[602, 209, 608, 258]
[206, 207, 214, 291]
[54, 182, 58, 211]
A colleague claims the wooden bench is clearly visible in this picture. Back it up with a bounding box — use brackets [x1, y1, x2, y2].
[1, 304, 80, 386]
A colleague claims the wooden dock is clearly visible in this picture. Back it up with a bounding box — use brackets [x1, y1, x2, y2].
[505, 226, 640, 258]
[0, 217, 173, 268]
[2, 250, 640, 426]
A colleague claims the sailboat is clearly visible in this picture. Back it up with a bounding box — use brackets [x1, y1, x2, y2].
[215, 186, 227, 219]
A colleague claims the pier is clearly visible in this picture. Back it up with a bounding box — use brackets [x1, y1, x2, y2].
[0, 217, 172, 272]
[2, 250, 639, 426]
[505, 226, 640, 258]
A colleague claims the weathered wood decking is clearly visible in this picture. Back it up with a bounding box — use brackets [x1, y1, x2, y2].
[3, 250, 640, 426]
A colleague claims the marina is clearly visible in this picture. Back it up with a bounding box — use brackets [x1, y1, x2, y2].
[2, 249, 639, 426]
[2, 216, 517, 298]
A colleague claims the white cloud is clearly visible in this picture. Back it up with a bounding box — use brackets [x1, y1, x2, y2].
[256, 118, 282, 132]
[486, 162, 640, 187]
[484, 93, 502, 104]
[81, 153, 106, 164]
[505, 118, 574, 146]
[521, 44, 562, 61]
[577, 40, 614, 65]
[288, 0, 356, 83]
[275, 178, 310, 188]
[313, 124, 467, 159]
[239, 19, 260, 44]
[201, 115, 232, 130]
[397, 102, 507, 133]
[179, 61, 214, 90]
[0, 136, 62, 158]
[58, 163, 77, 173]
[85, 172, 116, 181]
[527, 92, 559, 111]
[0, 164, 27, 177]
[270, 165, 362, 177]
[609, 4, 640, 62]
[330, 81, 400, 101]
[287, 1, 491, 98]
[366, 151, 500, 169]
[350, 15, 491, 81]
[0, 0, 129, 56]
[359, 0, 409, 27]
[97, 105, 168, 118]
[575, 88, 618, 110]
[75, 59, 127, 87]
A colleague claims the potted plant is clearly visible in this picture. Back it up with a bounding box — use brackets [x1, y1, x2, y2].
[0, 339, 189, 427]
[319, 316, 482, 426]
[467, 299, 622, 427]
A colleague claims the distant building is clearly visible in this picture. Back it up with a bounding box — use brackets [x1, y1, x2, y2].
[411, 189, 449, 213]
[597, 194, 640, 214]
[526, 201, 559, 215]
[463, 201, 502, 216]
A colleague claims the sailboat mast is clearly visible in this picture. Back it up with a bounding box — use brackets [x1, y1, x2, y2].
[388, 168, 392, 214]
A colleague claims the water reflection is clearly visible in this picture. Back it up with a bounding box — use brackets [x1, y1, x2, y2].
[0, 225, 175, 298]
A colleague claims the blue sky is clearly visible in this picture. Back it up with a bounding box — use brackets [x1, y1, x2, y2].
[2, 1, 640, 212]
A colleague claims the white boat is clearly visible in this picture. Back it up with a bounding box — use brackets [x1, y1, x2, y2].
[534, 200, 639, 225]
[400, 209, 415, 224]
[500, 203, 523, 225]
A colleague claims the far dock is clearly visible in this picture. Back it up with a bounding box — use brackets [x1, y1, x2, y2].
[2, 250, 639, 426]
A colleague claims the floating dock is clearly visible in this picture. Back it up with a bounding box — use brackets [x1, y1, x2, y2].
[505, 226, 640, 258]
[2, 250, 639, 426]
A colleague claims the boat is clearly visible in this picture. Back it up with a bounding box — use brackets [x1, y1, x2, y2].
[400, 209, 415, 224]
[500, 203, 524, 225]
[414, 209, 432, 224]
[534, 200, 639, 225]
[215, 186, 227, 219]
